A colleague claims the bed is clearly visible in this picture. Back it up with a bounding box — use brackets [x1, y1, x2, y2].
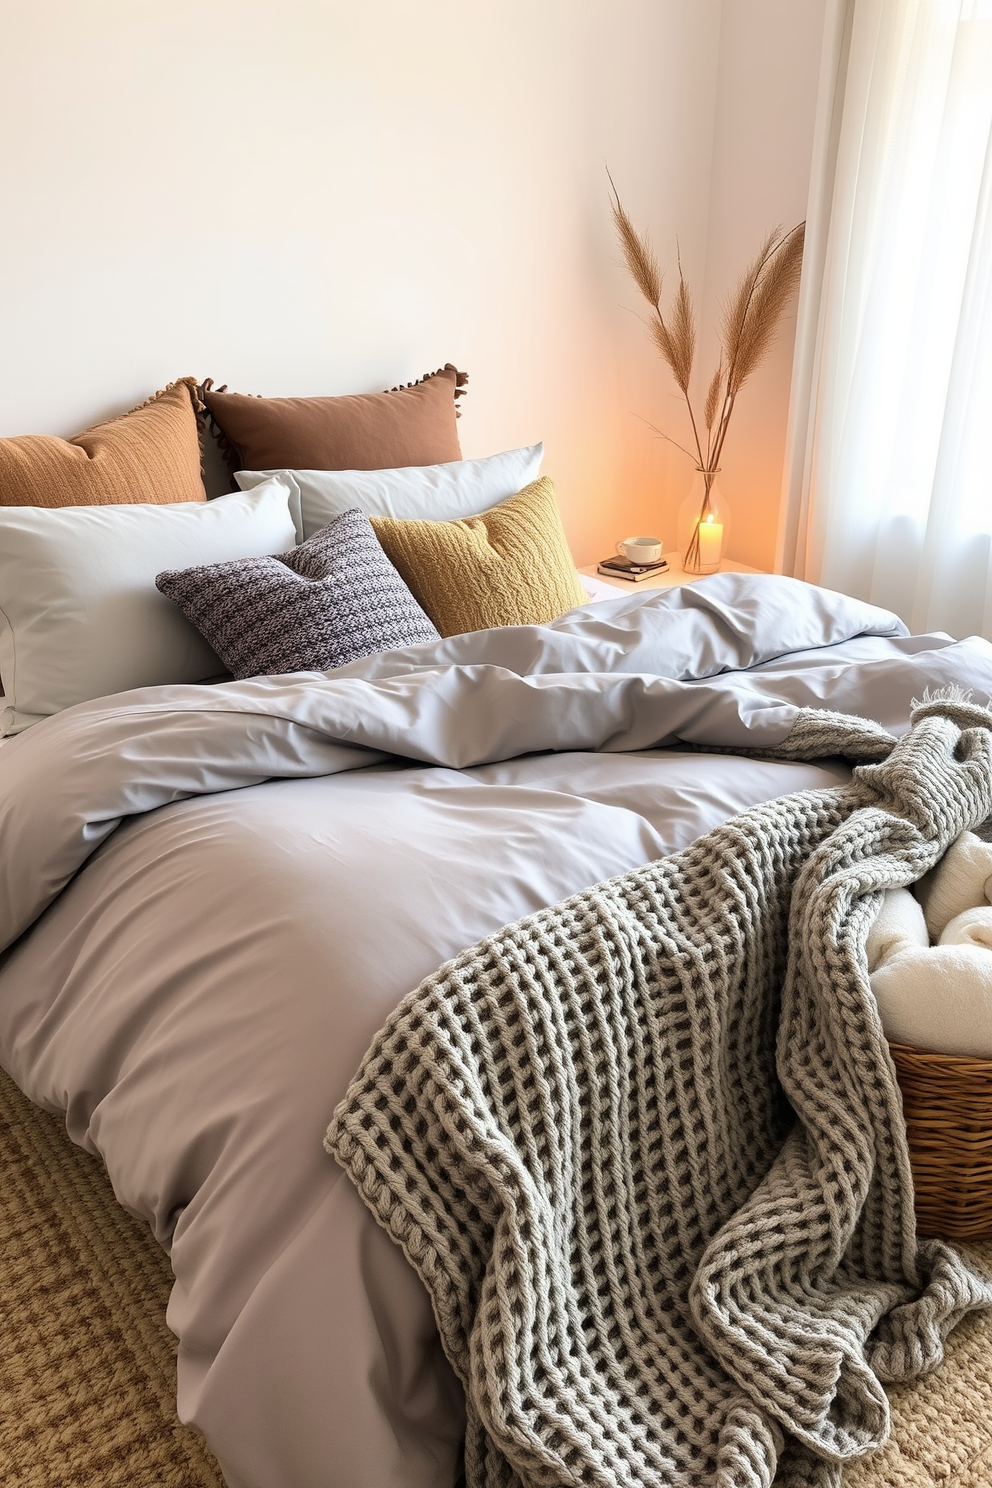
[3, 565, 992, 1487]
[5, 375, 992, 1485]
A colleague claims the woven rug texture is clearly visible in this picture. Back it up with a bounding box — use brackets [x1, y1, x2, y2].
[845, 1240, 992, 1487]
[0, 1066, 225, 1488]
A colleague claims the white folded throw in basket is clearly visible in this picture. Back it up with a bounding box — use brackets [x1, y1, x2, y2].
[868, 830, 992, 1056]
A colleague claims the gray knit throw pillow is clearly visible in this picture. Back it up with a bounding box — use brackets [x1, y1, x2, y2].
[156, 507, 440, 679]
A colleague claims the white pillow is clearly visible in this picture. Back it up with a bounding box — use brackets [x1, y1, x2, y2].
[0, 478, 298, 734]
[235, 443, 544, 541]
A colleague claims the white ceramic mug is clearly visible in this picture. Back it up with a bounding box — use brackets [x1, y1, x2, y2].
[617, 536, 663, 565]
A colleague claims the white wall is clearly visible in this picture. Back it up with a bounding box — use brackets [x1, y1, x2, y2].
[701, 0, 829, 570]
[0, 1, 825, 569]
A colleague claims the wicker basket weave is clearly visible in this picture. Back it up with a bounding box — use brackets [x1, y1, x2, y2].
[890, 1040, 992, 1241]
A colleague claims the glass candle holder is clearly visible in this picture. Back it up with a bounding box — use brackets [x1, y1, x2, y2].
[677, 469, 728, 574]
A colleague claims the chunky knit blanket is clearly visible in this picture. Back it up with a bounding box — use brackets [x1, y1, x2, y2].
[326, 700, 992, 1488]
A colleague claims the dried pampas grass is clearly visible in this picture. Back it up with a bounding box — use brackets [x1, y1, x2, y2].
[610, 177, 805, 485]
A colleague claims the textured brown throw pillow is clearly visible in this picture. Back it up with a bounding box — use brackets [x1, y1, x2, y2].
[200, 364, 467, 474]
[0, 379, 206, 507]
[370, 477, 586, 637]
[156, 507, 440, 680]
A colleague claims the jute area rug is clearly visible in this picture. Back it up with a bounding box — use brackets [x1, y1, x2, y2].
[844, 1233, 992, 1488]
[0, 1066, 225, 1488]
[4, 1063, 992, 1488]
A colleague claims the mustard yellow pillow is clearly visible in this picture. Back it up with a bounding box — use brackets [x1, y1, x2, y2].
[370, 477, 585, 637]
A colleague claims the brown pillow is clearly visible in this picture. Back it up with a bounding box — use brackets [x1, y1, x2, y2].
[0, 378, 206, 508]
[370, 477, 586, 637]
[200, 364, 467, 474]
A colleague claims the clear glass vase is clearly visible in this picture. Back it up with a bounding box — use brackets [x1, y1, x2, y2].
[677, 469, 728, 574]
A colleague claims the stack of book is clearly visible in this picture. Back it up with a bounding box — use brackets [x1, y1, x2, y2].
[596, 554, 669, 583]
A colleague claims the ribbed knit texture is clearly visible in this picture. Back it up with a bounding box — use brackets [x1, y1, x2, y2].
[371, 478, 587, 637]
[0, 1067, 224, 1487]
[0, 379, 206, 507]
[327, 699, 992, 1488]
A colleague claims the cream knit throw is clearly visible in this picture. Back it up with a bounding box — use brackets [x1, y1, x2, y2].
[327, 700, 992, 1488]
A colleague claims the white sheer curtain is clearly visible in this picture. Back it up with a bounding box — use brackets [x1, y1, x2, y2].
[780, 0, 992, 639]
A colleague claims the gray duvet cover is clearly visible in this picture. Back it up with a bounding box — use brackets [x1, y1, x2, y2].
[2, 574, 991, 1488]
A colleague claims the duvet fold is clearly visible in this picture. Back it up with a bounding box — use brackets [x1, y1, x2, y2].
[0, 574, 969, 956]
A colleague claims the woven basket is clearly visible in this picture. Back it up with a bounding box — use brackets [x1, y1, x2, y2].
[890, 1040, 992, 1241]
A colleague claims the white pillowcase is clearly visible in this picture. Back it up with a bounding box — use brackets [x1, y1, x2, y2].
[235, 443, 544, 541]
[0, 478, 298, 734]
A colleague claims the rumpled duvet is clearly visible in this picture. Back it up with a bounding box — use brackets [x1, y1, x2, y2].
[3, 574, 992, 1488]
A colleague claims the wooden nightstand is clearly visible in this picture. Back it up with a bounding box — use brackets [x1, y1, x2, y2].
[578, 554, 762, 593]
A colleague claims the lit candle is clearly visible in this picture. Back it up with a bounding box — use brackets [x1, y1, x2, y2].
[697, 515, 723, 571]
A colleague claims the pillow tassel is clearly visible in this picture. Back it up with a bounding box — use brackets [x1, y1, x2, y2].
[131, 375, 204, 416]
[196, 378, 241, 476]
[388, 363, 469, 417]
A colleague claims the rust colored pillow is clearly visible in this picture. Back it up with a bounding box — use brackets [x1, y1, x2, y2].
[0, 378, 206, 508]
[200, 364, 467, 474]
